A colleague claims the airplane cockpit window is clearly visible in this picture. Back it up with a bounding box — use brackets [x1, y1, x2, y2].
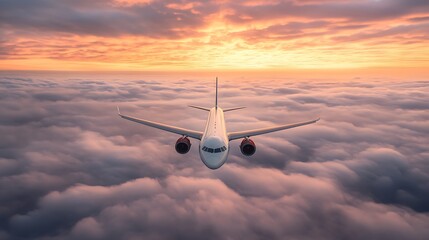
[202, 146, 227, 153]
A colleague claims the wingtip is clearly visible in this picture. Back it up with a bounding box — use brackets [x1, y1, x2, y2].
[117, 106, 121, 115]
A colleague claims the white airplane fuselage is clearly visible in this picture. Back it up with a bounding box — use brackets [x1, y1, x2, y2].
[199, 107, 229, 169]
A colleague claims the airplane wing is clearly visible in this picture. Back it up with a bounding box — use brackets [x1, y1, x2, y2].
[228, 118, 320, 141]
[117, 107, 204, 140]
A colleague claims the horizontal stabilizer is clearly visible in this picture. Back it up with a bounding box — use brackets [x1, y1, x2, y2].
[189, 105, 211, 111]
[224, 106, 246, 112]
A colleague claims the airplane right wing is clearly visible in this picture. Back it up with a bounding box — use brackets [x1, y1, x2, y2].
[228, 118, 320, 141]
[117, 107, 203, 140]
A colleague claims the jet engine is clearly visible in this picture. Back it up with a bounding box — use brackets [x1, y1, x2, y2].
[175, 137, 191, 154]
[240, 138, 256, 156]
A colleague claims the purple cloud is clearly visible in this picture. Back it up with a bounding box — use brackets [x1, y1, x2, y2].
[0, 72, 428, 239]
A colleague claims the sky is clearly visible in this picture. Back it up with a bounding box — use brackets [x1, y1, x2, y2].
[1, 0, 429, 239]
[0, 71, 428, 239]
[1, 0, 429, 73]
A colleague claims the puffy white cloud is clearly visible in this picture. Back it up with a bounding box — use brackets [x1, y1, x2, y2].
[0, 73, 428, 239]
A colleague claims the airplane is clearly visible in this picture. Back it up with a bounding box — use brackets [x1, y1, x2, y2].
[117, 78, 319, 169]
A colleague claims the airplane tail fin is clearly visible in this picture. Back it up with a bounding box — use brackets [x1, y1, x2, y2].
[215, 77, 218, 109]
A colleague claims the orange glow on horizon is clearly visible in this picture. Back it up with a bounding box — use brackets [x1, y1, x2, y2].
[1, 0, 428, 75]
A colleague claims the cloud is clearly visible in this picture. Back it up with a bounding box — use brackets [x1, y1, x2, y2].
[0, 72, 428, 239]
[225, 0, 429, 23]
[333, 22, 429, 43]
[234, 21, 331, 41]
[0, 0, 215, 38]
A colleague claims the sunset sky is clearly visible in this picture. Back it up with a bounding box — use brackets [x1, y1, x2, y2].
[1, 0, 429, 72]
[1, 1, 429, 239]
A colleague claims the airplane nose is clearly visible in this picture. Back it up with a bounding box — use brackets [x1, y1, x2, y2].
[200, 136, 228, 169]
[204, 160, 223, 170]
[200, 152, 227, 170]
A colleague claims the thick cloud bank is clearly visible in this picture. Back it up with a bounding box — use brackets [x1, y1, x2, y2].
[0, 72, 428, 239]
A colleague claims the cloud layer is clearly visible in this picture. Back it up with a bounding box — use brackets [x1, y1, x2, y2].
[0, 72, 428, 239]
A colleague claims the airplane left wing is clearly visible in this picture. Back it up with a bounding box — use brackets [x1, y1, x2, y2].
[228, 118, 320, 141]
[117, 107, 203, 140]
